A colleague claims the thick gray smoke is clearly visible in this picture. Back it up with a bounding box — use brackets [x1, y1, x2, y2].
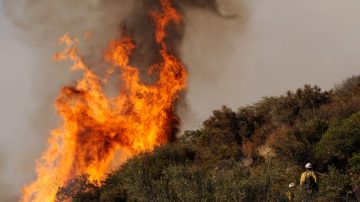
[1, 0, 247, 200]
[108, 0, 247, 135]
[2, 0, 247, 142]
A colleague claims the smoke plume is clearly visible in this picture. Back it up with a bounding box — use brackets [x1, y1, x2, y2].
[2, 0, 247, 129]
[2, 0, 248, 145]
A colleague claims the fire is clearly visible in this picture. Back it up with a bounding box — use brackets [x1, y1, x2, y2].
[21, 0, 186, 201]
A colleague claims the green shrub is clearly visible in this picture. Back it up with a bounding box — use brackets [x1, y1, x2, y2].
[179, 130, 203, 144]
[348, 152, 360, 198]
[99, 144, 197, 201]
[213, 163, 251, 201]
[316, 112, 360, 166]
[316, 167, 351, 201]
[297, 119, 328, 145]
[348, 152, 360, 173]
[214, 160, 292, 202]
[152, 165, 213, 201]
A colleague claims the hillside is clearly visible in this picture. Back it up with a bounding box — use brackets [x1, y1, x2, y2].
[56, 76, 360, 201]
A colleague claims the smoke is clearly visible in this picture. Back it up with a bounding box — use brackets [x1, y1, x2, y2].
[2, 0, 248, 138]
[0, 150, 18, 201]
[2, 0, 247, 118]
[102, 0, 248, 132]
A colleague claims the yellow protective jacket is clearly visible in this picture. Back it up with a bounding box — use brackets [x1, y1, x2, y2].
[300, 170, 317, 188]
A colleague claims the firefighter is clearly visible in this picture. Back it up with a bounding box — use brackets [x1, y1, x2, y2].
[300, 163, 318, 202]
[286, 182, 296, 201]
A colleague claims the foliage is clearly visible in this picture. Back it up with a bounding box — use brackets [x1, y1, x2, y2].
[297, 119, 328, 145]
[349, 152, 360, 173]
[349, 152, 360, 198]
[315, 112, 360, 166]
[316, 167, 351, 201]
[270, 129, 308, 163]
[56, 76, 360, 201]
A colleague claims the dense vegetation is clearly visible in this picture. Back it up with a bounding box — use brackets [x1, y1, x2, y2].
[56, 76, 360, 201]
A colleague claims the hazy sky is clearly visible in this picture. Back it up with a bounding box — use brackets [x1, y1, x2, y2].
[185, 0, 360, 125]
[1, 0, 360, 200]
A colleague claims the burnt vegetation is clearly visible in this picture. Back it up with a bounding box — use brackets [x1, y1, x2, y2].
[57, 76, 360, 201]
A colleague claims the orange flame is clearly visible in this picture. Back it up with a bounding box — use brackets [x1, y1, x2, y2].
[21, 0, 186, 201]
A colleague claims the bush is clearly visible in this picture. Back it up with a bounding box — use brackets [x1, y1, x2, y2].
[270, 127, 308, 164]
[152, 165, 213, 201]
[316, 167, 351, 201]
[315, 112, 360, 166]
[348, 152, 360, 173]
[99, 144, 196, 201]
[348, 152, 360, 198]
[213, 163, 251, 201]
[55, 174, 100, 202]
[203, 106, 241, 144]
[179, 130, 203, 144]
[274, 85, 330, 124]
[334, 75, 360, 97]
[297, 119, 328, 145]
[214, 160, 293, 202]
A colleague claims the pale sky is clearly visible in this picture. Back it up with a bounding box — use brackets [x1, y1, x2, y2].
[185, 0, 360, 124]
[1, 0, 360, 200]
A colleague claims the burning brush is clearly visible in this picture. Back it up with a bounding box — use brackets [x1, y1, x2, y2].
[21, 0, 226, 201]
